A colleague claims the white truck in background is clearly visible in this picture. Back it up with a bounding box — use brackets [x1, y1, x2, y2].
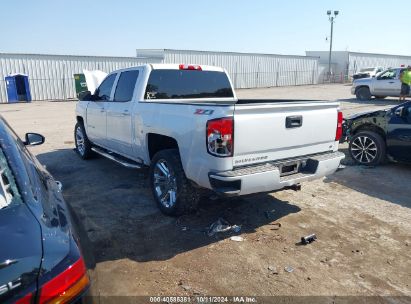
[75, 64, 344, 215]
[352, 67, 407, 101]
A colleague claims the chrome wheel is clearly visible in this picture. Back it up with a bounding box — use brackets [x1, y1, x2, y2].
[350, 136, 377, 164]
[75, 126, 85, 156]
[153, 159, 177, 208]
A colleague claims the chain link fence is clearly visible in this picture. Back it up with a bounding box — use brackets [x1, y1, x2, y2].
[231, 70, 317, 88]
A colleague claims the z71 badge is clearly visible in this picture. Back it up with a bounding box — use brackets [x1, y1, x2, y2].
[194, 109, 214, 115]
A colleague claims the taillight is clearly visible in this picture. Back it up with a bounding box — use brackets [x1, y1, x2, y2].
[15, 293, 34, 304]
[207, 117, 234, 157]
[179, 64, 202, 71]
[335, 111, 343, 141]
[39, 257, 89, 304]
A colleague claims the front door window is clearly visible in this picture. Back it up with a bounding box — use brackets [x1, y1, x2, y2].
[377, 69, 396, 80]
[95, 74, 117, 101]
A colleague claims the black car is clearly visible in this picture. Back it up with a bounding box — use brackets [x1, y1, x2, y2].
[0, 116, 89, 304]
[344, 101, 411, 165]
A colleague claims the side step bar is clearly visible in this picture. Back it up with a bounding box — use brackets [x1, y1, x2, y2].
[91, 147, 143, 169]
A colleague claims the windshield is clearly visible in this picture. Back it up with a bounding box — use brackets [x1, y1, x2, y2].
[0, 118, 48, 203]
[145, 69, 234, 100]
[0, 147, 23, 209]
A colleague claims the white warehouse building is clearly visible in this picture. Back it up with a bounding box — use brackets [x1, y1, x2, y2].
[2, 49, 410, 103]
[306, 51, 411, 81]
[136, 49, 320, 89]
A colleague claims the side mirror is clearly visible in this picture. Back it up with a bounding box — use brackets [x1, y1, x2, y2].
[24, 133, 45, 146]
[394, 107, 405, 117]
[78, 90, 92, 101]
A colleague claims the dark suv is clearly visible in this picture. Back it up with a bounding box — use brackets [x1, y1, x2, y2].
[344, 101, 411, 165]
[0, 116, 89, 304]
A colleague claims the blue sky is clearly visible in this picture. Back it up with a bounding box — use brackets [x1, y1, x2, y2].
[1, 0, 410, 57]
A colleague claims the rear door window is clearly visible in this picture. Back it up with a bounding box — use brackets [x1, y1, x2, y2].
[114, 70, 140, 102]
[95, 73, 117, 101]
[145, 70, 234, 100]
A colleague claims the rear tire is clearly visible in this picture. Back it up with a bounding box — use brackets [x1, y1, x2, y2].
[349, 131, 386, 166]
[356, 87, 372, 101]
[74, 122, 93, 160]
[149, 149, 200, 216]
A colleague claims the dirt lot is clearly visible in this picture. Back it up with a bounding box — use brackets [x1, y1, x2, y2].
[1, 84, 410, 301]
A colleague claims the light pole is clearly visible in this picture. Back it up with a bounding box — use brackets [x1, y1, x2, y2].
[327, 10, 339, 81]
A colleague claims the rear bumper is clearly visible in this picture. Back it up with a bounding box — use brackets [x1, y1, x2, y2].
[208, 151, 345, 195]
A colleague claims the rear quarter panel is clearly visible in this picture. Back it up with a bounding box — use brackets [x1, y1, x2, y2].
[134, 102, 235, 188]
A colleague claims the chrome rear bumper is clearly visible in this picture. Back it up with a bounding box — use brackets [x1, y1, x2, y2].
[209, 151, 345, 195]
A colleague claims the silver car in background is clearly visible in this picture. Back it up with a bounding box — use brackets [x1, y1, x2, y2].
[351, 67, 407, 101]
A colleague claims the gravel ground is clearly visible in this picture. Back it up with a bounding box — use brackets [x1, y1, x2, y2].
[0, 84, 410, 302]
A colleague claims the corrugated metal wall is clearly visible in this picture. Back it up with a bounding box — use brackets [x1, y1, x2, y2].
[0, 53, 157, 103]
[138, 49, 319, 89]
[348, 52, 411, 75]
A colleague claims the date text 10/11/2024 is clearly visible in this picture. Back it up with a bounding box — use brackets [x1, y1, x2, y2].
[149, 296, 258, 303]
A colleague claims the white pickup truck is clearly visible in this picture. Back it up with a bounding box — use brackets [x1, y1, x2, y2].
[351, 67, 407, 101]
[75, 64, 344, 215]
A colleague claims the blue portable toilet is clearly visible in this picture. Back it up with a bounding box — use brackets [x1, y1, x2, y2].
[5, 74, 32, 103]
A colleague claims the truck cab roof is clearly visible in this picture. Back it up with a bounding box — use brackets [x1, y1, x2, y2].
[150, 64, 226, 72]
[110, 64, 226, 73]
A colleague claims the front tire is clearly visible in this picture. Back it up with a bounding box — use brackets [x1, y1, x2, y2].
[74, 122, 93, 159]
[356, 87, 372, 101]
[149, 149, 200, 216]
[349, 131, 386, 166]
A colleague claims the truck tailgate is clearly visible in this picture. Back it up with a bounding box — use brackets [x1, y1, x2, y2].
[233, 100, 340, 167]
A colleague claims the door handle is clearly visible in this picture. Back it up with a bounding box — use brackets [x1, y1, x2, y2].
[121, 109, 130, 116]
[389, 81, 395, 84]
[286, 116, 303, 128]
[100, 109, 106, 113]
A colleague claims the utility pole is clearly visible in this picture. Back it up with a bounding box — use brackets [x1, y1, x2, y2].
[327, 10, 339, 81]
